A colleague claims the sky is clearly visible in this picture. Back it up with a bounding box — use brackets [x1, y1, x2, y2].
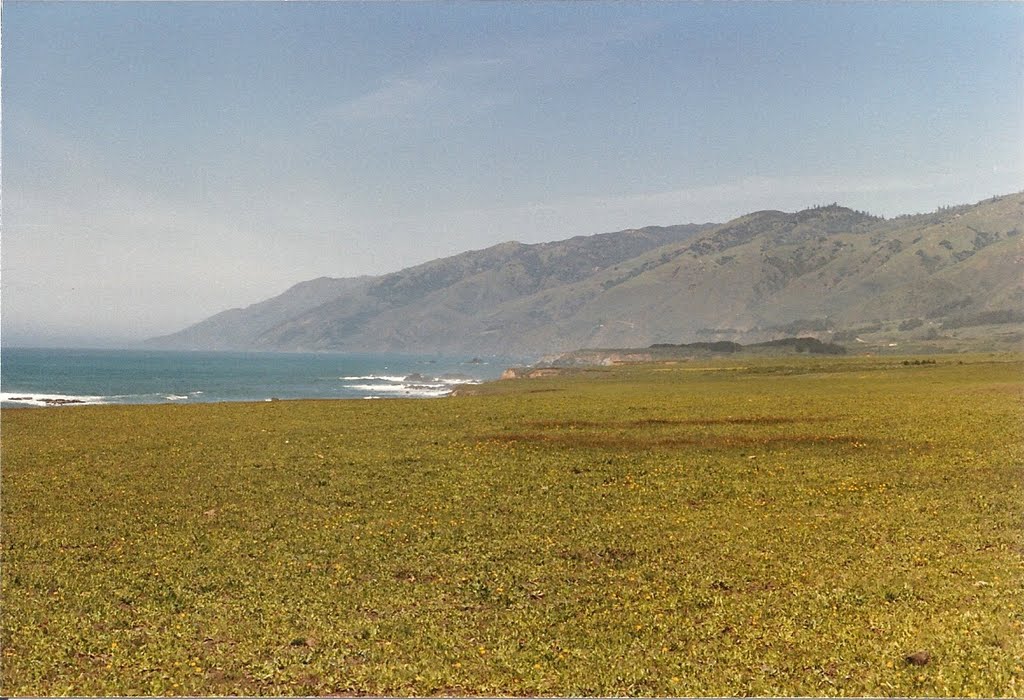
[3, 2, 1023, 347]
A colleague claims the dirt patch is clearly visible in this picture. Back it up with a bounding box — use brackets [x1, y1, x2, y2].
[525, 416, 823, 430]
[482, 431, 867, 451]
[560, 546, 637, 565]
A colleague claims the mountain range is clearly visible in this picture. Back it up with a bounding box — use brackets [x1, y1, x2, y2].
[148, 192, 1024, 356]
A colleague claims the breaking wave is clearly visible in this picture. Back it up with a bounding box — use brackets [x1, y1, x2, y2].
[1, 392, 108, 407]
[339, 373, 482, 399]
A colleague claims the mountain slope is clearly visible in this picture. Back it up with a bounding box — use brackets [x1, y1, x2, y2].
[146, 276, 375, 351]
[148, 223, 710, 351]
[148, 194, 1024, 355]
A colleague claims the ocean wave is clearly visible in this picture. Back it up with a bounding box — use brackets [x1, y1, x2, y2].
[436, 377, 482, 385]
[110, 392, 191, 403]
[1, 391, 107, 407]
[340, 375, 407, 383]
[345, 382, 453, 398]
[2, 349, 504, 406]
[341, 374, 481, 386]
[4, 390, 204, 406]
[339, 372, 483, 399]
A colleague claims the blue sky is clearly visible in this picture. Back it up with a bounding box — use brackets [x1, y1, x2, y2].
[3, 1, 1023, 345]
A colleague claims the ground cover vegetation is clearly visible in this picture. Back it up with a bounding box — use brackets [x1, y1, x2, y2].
[2, 355, 1022, 696]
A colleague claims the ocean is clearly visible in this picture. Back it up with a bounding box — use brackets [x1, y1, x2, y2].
[0, 348, 516, 407]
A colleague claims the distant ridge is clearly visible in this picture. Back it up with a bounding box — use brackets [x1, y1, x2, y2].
[148, 193, 1024, 355]
[147, 223, 711, 352]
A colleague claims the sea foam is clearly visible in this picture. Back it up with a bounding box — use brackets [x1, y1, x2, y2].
[1, 392, 107, 407]
[340, 371, 482, 398]
[340, 375, 408, 383]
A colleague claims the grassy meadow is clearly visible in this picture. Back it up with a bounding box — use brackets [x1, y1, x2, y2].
[2, 354, 1022, 696]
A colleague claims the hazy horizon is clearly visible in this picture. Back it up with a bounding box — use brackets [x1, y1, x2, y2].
[3, 2, 1023, 347]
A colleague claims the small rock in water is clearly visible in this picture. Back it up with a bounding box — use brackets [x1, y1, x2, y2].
[904, 650, 930, 666]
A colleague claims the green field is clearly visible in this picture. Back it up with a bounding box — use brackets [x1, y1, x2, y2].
[2, 355, 1022, 696]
